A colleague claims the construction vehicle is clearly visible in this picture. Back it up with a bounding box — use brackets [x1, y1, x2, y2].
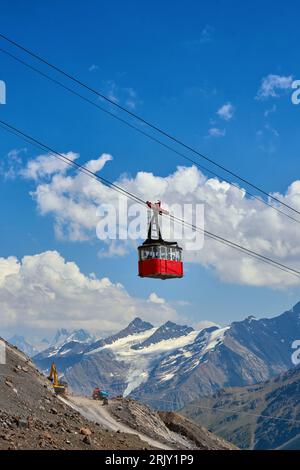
[92, 387, 109, 404]
[48, 362, 68, 395]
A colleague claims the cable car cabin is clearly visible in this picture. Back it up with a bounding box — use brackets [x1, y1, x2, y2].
[138, 241, 183, 279]
[138, 201, 184, 280]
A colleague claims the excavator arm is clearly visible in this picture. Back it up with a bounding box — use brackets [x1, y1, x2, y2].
[48, 362, 67, 395]
[48, 362, 57, 383]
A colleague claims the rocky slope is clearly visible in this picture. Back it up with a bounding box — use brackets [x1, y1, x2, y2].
[0, 338, 155, 450]
[182, 365, 300, 449]
[0, 338, 234, 450]
[108, 397, 235, 450]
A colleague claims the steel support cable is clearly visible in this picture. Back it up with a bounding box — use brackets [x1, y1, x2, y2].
[0, 33, 300, 218]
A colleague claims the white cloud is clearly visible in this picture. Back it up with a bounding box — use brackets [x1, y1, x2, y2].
[217, 102, 235, 121]
[147, 292, 166, 304]
[207, 127, 226, 138]
[98, 240, 130, 258]
[0, 251, 178, 334]
[18, 150, 300, 288]
[84, 153, 112, 173]
[256, 74, 293, 100]
[0, 148, 27, 179]
[21, 151, 78, 180]
[193, 320, 220, 330]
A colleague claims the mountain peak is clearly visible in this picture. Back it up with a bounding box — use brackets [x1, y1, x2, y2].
[132, 320, 194, 350]
[128, 317, 153, 329]
[85, 317, 154, 354]
[164, 321, 177, 328]
[69, 329, 93, 343]
[160, 320, 194, 333]
[52, 328, 70, 345]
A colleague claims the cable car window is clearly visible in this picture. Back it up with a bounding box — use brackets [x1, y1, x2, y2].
[153, 247, 159, 258]
[142, 248, 151, 260]
[174, 249, 180, 261]
[160, 247, 166, 259]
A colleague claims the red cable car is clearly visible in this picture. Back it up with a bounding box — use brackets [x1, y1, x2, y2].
[138, 201, 183, 280]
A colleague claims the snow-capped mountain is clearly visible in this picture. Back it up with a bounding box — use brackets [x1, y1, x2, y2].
[8, 335, 50, 357]
[33, 302, 300, 409]
[131, 321, 194, 350]
[9, 335, 39, 357]
[33, 328, 95, 371]
[49, 328, 94, 349]
[84, 318, 153, 354]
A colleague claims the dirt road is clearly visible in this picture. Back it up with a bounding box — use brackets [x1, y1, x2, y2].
[62, 396, 172, 450]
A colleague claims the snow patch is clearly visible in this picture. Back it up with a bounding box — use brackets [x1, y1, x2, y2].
[59, 348, 71, 356]
[201, 327, 230, 355]
[159, 372, 175, 382]
[95, 329, 200, 395]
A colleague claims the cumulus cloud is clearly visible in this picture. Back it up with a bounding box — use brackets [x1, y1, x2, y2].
[147, 292, 166, 304]
[18, 150, 300, 288]
[217, 102, 235, 121]
[21, 151, 78, 180]
[0, 251, 178, 334]
[256, 74, 293, 100]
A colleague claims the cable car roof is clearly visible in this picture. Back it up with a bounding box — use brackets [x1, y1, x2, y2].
[139, 238, 182, 248]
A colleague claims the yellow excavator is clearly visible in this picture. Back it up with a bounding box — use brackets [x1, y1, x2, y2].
[48, 362, 68, 395]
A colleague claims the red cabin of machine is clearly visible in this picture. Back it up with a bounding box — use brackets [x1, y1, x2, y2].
[138, 201, 183, 280]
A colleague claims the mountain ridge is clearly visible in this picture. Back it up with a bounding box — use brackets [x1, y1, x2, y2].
[32, 302, 300, 410]
[182, 365, 300, 449]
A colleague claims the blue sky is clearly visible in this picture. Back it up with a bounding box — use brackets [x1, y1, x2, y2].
[1, 0, 300, 336]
